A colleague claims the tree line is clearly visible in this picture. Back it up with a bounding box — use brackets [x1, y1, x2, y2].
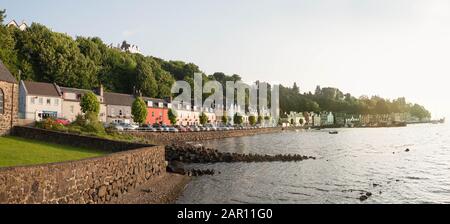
[0, 9, 431, 120]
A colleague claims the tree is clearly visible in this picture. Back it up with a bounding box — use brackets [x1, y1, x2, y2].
[0, 9, 6, 24]
[199, 112, 208, 126]
[168, 108, 177, 125]
[80, 92, 100, 115]
[249, 115, 257, 126]
[257, 115, 263, 124]
[132, 97, 148, 124]
[221, 112, 228, 124]
[233, 113, 243, 125]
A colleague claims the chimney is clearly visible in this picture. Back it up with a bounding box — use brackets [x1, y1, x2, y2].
[99, 84, 104, 97]
[164, 96, 173, 103]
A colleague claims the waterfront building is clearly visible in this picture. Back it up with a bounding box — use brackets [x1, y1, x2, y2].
[103, 92, 134, 124]
[287, 112, 306, 126]
[202, 106, 217, 125]
[0, 61, 18, 135]
[143, 97, 170, 125]
[312, 113, 321, 127]
[172, 101, 200, 126]
[345, 115, 360, 127]
[19, 81, 62, 121]
[60, 86, 107, 122]
[320, 112, 334, 126]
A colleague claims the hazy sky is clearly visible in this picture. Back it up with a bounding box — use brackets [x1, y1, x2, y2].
[3, 0, 449, 118]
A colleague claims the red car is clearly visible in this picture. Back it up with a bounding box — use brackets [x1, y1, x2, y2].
[55, 118, 71, 126]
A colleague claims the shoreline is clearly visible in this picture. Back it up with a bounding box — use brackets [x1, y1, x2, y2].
[109, 173, 191, 204]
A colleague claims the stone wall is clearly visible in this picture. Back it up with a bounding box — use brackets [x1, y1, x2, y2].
[0, 81, 18, 136]
[0, 145, 166, 204]
[12, 126, 149, 152]
[130, 127, 287, 145]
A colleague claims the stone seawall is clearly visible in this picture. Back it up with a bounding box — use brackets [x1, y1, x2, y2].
[0, 126, 167, 204]
[12, 126, 149, 152]
[130, 127, 287, 145]
[0, 146, 166, 204]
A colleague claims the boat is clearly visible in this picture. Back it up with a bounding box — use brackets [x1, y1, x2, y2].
[329, 131, 339, 134]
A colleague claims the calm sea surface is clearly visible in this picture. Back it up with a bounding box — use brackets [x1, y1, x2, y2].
[177, 123, 450, 204]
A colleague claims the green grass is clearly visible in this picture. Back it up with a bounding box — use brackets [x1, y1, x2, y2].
[0, 136, 107, 168]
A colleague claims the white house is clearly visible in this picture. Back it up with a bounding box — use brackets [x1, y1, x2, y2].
[19, 81, 62, 121]
[7, 20, 28, 31]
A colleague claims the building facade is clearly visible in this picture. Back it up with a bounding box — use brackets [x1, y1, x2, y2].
[143, 97, 170, 125]
[60, 87, 107, 122]
[19, 81, 62, 121]
[103, 92, 134, 124]
[0, 61, 18, 135]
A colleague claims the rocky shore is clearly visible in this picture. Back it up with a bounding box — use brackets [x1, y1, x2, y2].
[165, 143, 316, 164]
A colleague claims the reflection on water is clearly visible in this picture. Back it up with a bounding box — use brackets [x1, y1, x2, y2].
[177, 124, 450, 204]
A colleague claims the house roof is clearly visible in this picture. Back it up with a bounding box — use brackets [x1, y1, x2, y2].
[103, 92, 135, 106]
[0, 60, 17, 83]
[22, 81, 61, 97]
[142, 96, 166, 103]
[60, 86, 91, 94]
[59, 87, 93, 102]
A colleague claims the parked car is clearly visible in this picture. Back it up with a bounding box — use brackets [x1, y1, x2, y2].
[168, 127, 179, 132]
[207, 125, 218, 131]
[153, 125, 164, 132]
[191, 126, 201, 132]
[161, 125, 170, 132]
[175, 126, 187, 132]
[122, 123, 137, 131]
[111, 123, 125, 131]
[55, 118, 71, 126]
[138, 124, 156, 132]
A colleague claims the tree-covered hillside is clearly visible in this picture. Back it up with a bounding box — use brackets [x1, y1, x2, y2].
[0, 9, 431, 119]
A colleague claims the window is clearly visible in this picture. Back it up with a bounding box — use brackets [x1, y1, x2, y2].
[46, 98, 51, 105]
[39, 97, 43, 105]
[54, 99, 59, 106]
[70, 105, 74, 113]
[119, 110, 123, 116]
[0, 88, 3, 114]
[152, 112, 155, 117]
[30, 97, 35, 104]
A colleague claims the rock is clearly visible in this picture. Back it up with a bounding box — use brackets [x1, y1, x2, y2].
[359, 195, 368, 201]
[366, 192, 372, 197]
[405, 148, 410, 152]
[98, 186, 107, 198]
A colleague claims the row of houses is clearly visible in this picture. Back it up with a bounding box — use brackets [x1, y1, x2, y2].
[18, 80, 173, 125]
[286, 111, 412, 128]
[17, 79, 275, 127]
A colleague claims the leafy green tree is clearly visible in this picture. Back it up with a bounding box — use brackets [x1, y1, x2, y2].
[0, 9, 6, 24]
[80, 92, 100, 115]
[168, 108, 177, 125]
[131, 97, 148, 124]
[199, 112, 208, 126]
[233, 113, 243, 125]
[257, 115, 263, 124]
[249, 116, 257, 126]
[221, 112, 228, 124]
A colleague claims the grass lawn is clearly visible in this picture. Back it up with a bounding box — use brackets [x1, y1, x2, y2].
[0, 136, 107, 168]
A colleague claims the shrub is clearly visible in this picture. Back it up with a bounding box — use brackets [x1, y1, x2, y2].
[68, 125, 83, 134]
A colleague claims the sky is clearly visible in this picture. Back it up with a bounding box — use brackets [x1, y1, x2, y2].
[2, 0, 449, 118]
